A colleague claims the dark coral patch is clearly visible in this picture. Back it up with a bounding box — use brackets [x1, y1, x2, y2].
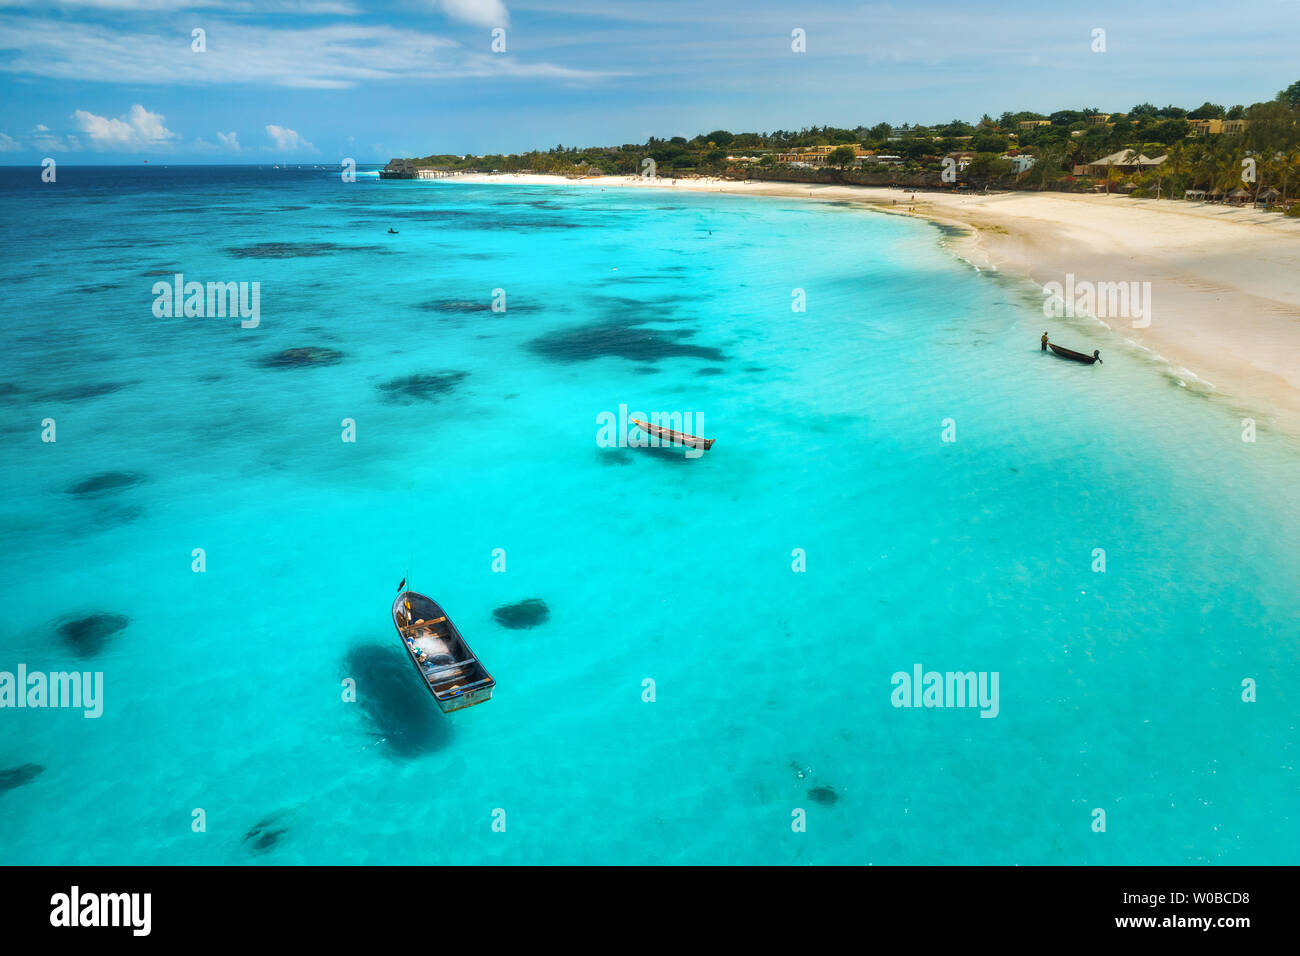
[57, 613, 130, 657]
[476, 216, 585, 231]
[418, 299, 537, 314]
[387, 208, 476, 220]
[376, 370, 468, 404]
[492, 598, 550, 629]
[527, 322, 725, 365]
[0, 764, 44, 794]
[633, 366, 661, 375]
[42, 381, 136, 402]
[259, 347, 345, 369]
[698, 367, 725, 376]
[227, 242, 380, 258]
[594, 293, 693, 314]
[67, 472, 146, 497]
[242, 816, 288, 855]
[86, 503, 145, 530]
[421, 299, 492, 312]
[808, 786, 838, 806]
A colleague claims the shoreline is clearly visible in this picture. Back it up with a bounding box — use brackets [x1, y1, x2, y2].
[449, 172, 1300, 435]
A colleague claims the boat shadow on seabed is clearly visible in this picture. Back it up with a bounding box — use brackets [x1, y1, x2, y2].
[342, 643, 455, 758]
[598, 444, 709, 465]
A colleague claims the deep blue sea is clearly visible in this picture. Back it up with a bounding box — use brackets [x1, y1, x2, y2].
[0, 165, 1296, 864]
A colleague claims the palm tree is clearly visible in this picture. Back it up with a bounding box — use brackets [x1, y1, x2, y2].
[1190, 141, 1214, 189]
[1282, 147, 1300, 206]
[1033, 145, 1066, 189]
[1156, 143, 1183, 198]
[1213, 148, 1239, 200]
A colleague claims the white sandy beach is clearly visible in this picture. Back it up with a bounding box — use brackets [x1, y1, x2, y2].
[455, 172, 1300, 433]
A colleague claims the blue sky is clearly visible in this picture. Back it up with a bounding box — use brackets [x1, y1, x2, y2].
[1, 0, 1297, 163]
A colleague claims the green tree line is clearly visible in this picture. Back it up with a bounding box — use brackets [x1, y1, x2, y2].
[405, 80, 1299, 205]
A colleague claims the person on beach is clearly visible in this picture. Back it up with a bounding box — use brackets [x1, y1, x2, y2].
[1041, 332, 1049, 351]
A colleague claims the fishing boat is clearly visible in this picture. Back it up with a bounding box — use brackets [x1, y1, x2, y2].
[392, 587, 495, 712]
[1048, 342, 1102, 365]
[629, 417, 716, 451]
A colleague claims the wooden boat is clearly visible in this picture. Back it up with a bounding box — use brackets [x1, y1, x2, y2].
[392, 589, 495, 712]
[1048, 342, 1102, 365]
[629, 417, 716, 451]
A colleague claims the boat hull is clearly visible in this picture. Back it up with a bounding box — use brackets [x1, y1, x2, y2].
[393, 590, 495, 712]
[1047, 343, 1099, 364]
[629, 418, 716, 451]
[440, 684, 494, 712]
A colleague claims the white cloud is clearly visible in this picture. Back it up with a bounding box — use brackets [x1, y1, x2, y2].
[266, 124, 315, 152]
[0, 132, 20, 152]
[30, 124, 82, 152]
[72, 103, 177, 149]
[216, 130, 240, 150]
[7, 1, 360, 11]
[433, 0, 509, 28]
[0, 14, 607, 89]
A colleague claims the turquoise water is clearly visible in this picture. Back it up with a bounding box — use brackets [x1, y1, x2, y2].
[0, 166, 1296, 864]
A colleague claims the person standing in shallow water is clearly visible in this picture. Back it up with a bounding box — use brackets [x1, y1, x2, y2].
[1041, 331, 1049, 351]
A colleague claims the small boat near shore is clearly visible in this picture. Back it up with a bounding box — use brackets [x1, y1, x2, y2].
[1048, 342, 1102, 365]
[629, 417, 715, 451]
[393, 587, 495, 712]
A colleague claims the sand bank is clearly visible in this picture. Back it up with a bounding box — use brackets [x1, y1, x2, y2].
[452, 173, 1300, 432]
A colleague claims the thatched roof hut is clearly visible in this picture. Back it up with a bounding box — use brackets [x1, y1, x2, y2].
[1255, 187, 1282, 207]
